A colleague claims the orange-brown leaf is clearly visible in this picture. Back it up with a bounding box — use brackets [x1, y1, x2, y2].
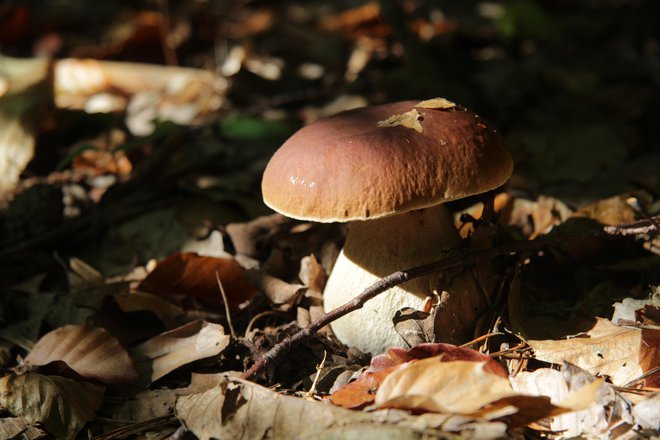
[138, 253, 256, 309]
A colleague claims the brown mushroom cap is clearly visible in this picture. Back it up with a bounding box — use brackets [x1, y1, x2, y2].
[262, 99, 513, 222]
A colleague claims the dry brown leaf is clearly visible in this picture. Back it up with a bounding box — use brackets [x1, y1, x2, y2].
[0, 417, 45, 439]
[376, 109, 423, 133]
[138, 253, 257, 310]
[330, 343, 507, 409]
[528, 318, 645, 386]
[107, 373, 227, 424]
[374, 359, 602, 428]
[112, 291, 185, 329]
[375, 360, 515, 414]
[133, 320, 230, 383]
[177, 377, 511, 440]
[415, 97, 456, 109]
[245, 268, 304, 306]
[0, 373, 104, 440]
[25, 325, 138, 385]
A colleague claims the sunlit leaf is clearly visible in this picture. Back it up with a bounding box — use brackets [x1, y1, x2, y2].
[25, 325, 138, 385]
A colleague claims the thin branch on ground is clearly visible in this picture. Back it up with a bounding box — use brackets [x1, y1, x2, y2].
[241, 216, 659, 380]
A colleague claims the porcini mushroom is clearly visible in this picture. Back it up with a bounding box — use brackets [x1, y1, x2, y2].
[261, 99, 513, 354]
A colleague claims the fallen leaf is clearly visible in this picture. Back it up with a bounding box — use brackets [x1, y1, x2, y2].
[375, 360, 516, 414]
[0, 373, 104, 440]
[0, 55, 50, 196]
[415, 97, 456, 109]
[104, 373, 227, 424]
[25, 325, 138, 385]
[376, 108, 423, 133]
[133, 320, 230, 383]
[632, 393, 660, 430]
[138, 253, 257, 309]
[177, 377, 510, 440]
[374, 358, 603, 428]
[329, 343, 506, 409]
[0, 416, 45, 439]
[112, 291, 185, 329]
[511, 363, 632, 437]
[527, 318, 646, 386]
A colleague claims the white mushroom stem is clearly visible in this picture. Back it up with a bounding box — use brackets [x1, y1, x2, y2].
[323, 203, 484, 354]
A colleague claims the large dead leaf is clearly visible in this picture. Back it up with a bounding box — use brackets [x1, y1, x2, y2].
[330, 343, 507, 409]
[105, 373, 227, 423]
[25, 325, 138, 385]
[0, 55, 51, 195]
[0, 373, 104, 440]
[133, 320, 230, 383]
[176, 377, 511, 440]
[374, 358, 602, 427]
[527, 317, 646, 386]
[138, 253, 257, 310]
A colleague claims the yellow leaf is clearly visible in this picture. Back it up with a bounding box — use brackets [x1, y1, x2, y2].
[376, 109, 423, 133]
[415, 97, 456, 109]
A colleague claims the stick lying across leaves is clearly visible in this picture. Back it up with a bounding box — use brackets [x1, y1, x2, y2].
[242, 217, 659, 380]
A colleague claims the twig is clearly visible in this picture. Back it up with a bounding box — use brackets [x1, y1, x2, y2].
[241, 216, 659, 380]
[216, 271, 236, 339]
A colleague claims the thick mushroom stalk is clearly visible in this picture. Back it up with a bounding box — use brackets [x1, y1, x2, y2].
[323, 204, 482, 354]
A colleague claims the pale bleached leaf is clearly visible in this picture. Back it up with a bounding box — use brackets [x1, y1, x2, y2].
[415, 97, 456, 109]
[527, 318, 644, 386]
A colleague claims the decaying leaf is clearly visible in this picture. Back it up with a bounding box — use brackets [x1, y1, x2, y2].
[415, 97, 456, 109]
[511, 363, 634, 438]
[177, 376, 510, 440]
[133, 320, 230, 383]
[527, 318, 645, 386]
[25, 325, 138, 385]
[0, 373, 104, 440]
[330, 343, 507, 409]
[0, 417, 45, 439]
[138, 253, 257, 309]
[106, 372, 228, 423]
[376, 108, 423, 133]
[0, 55, 51, 196]
[374, 358, 602, 427]
[112, 291, 185, 329]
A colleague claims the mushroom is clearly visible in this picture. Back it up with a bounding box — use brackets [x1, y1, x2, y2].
[261, 99, 513, 354]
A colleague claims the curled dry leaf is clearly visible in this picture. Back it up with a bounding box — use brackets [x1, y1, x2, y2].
[374, 358, 602, 428]
[376, 109, 423, 133]
[138, 253, 257, 310]
[0, 373, 104, 440]
[527, 317, 647, 386]
[329, 343, 506, 409]
[25, 325, 138, 385]
[133, 320, 230, 383]
[112, 291, 185, 329]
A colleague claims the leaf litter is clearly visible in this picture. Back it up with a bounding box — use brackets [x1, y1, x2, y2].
[0, 1, 659, 439]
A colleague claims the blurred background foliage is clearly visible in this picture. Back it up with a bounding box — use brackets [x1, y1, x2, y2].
[0, 0, 659, 277]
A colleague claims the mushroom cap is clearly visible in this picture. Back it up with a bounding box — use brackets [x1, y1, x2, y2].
[262, 99, 513, 222]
